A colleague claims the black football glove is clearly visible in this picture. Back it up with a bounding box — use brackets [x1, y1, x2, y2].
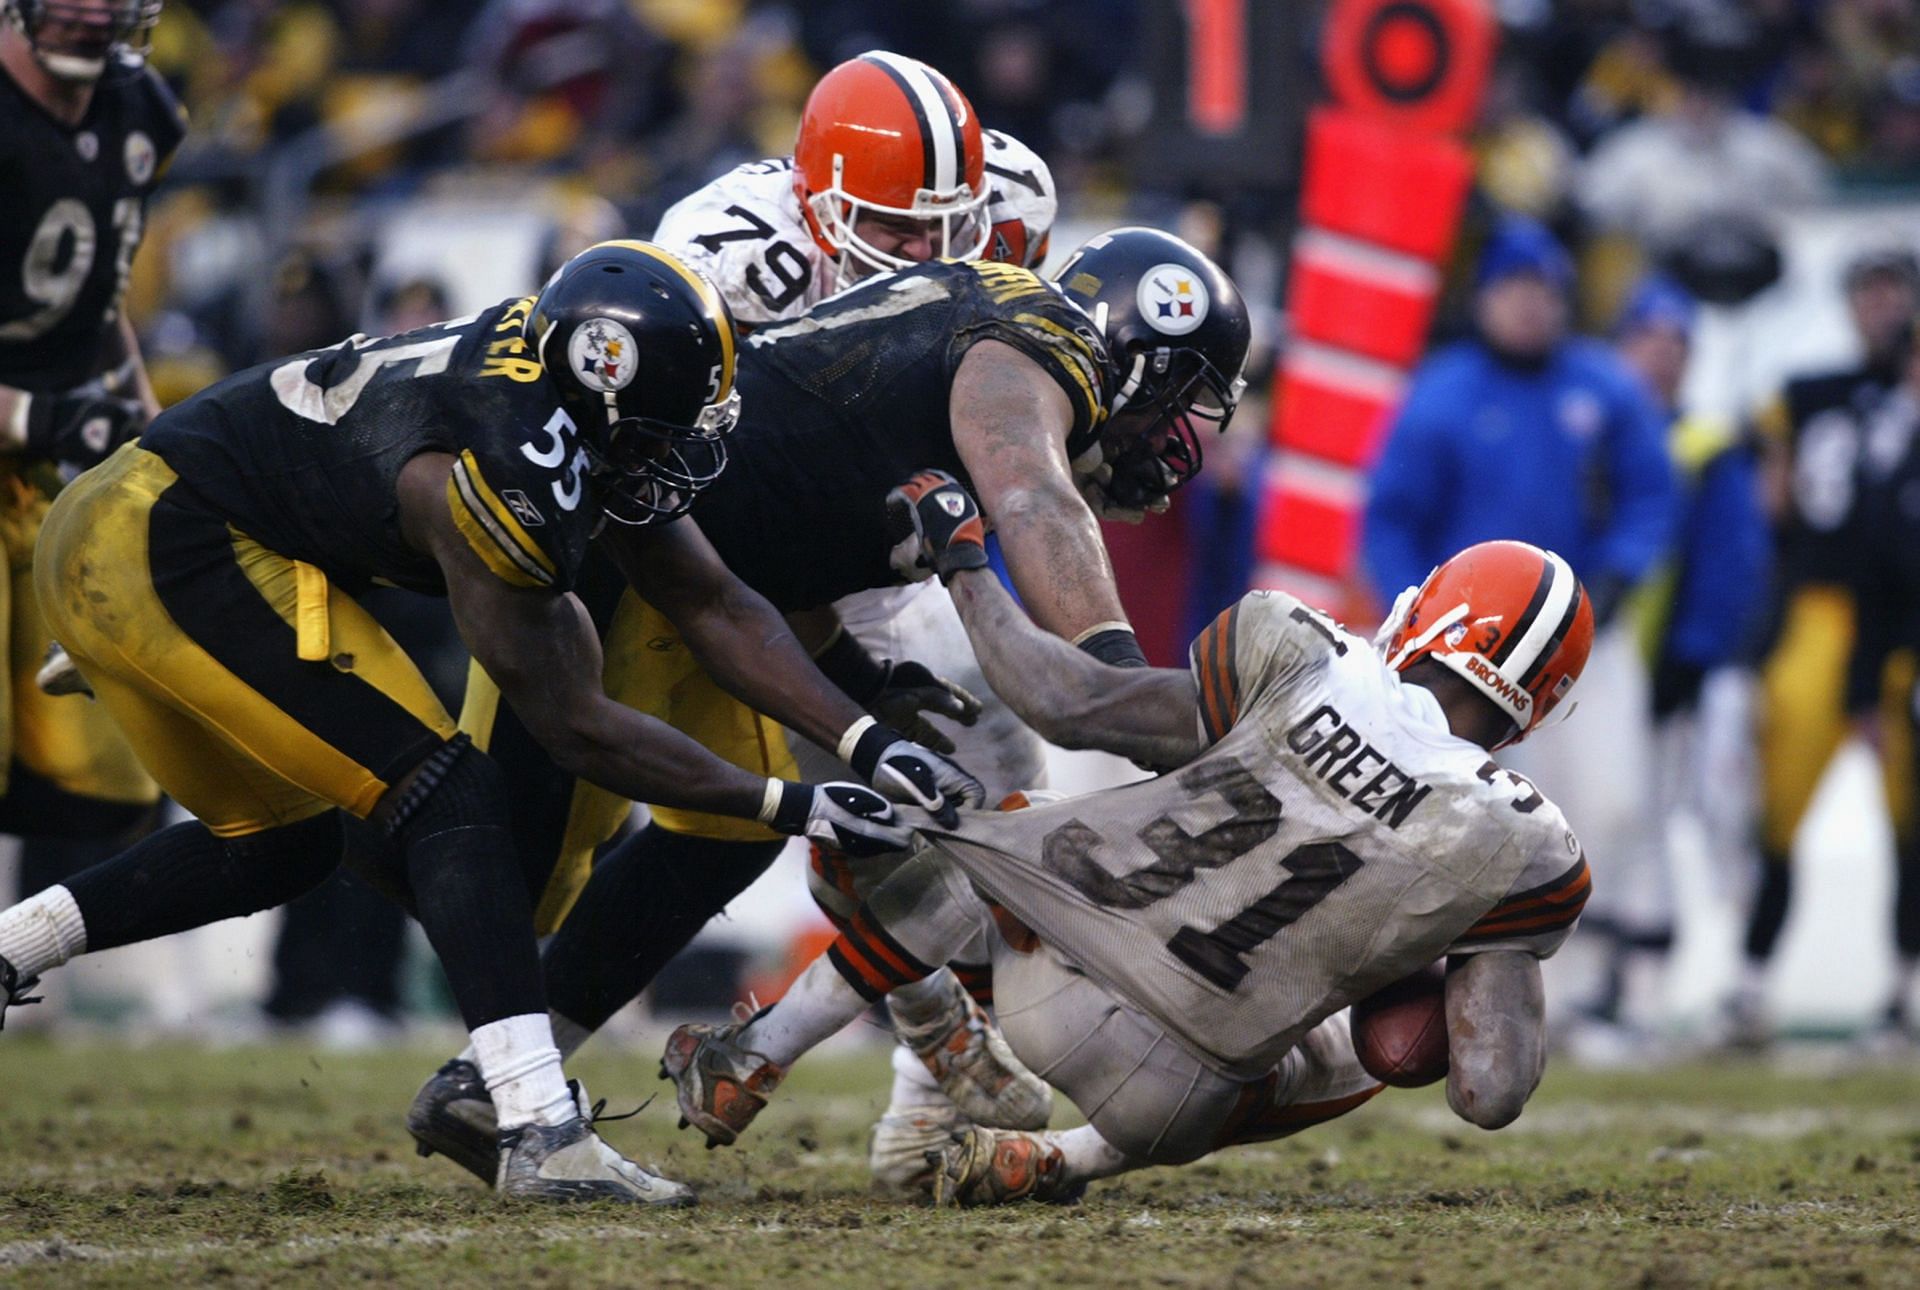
[25, 383, 145, 473]
[813, 627, 983, 754]
[869, 660, 983, 754]
[885, 470, 990, 584]
[843, 718, 984, 829]
[764, 780, 918, 857]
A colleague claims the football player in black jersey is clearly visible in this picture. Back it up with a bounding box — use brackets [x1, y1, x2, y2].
[0, 241, 979, 1205]
[406, 227, 1252, 1194]
[0, 0, 181, 934]
[1731, 246, 1920, 1046]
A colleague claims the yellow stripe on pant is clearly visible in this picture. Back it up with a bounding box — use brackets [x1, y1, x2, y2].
[34, 444, 457, 838]
[462, 585, 795, 935]
[1758, 583, 1913, 855]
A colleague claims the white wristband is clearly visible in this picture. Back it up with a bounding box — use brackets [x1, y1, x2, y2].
[836, 714, 879, 765]
[756, 777, 785, 825]
[1070, 620, 1134, 647]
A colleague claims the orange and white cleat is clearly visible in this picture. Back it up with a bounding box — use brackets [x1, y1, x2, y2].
[659, 1021, 785, 1148]
[928, 1126, 1084, 1207]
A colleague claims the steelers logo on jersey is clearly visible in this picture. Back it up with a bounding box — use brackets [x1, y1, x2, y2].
[568, 317, 638, 394]
[1137, 263, 1210, 337]
[125, 131, 156, 185]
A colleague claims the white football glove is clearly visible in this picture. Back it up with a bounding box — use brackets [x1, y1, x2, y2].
[841, 718, 985, 828]
[762, 780, 918, 857]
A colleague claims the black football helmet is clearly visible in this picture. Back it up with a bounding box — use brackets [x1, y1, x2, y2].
[1053, 227, 1250, 511]
[4, 0, 161, 81]
[528, 240, 740, 526]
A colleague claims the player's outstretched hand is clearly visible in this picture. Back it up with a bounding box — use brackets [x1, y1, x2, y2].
[885, 470, 990, 584]
[870, 660, 983, 754]
[27, 382, 146, 473]
[842, 717, 984, 828]
[765, 781, 918, 857]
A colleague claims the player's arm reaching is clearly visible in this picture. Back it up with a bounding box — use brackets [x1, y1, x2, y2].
[948, 340, 1135, 648]
[785, 603, 983, 755]
[399, 451, 922, 850]
[890, 470, 1203, 769]
[1442, 950, 1546, 1129]
[601, 516, 983, 820]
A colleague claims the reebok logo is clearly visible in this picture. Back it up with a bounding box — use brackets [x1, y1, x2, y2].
[1465, 656, 1530, 713]
[502, 489, 544, 527]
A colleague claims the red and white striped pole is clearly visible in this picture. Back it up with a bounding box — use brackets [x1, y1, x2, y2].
[1256, 0, 1496, 616]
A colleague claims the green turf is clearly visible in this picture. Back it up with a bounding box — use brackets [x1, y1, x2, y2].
[4, 1036, 1920, 1287]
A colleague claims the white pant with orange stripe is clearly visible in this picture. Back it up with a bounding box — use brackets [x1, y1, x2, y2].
[849, 845, 1381, 1168]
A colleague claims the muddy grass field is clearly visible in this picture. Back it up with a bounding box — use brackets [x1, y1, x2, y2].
[3, 1037, 1920, 1287]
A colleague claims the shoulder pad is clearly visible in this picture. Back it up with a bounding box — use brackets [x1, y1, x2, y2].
[653, 162, 826, 326]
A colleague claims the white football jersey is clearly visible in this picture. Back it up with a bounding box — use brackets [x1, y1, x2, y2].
[924, 590, 1591, 1079]
[652, 133, 1058, 328]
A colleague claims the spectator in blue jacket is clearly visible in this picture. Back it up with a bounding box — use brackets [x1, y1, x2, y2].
[1363, 216, 1677, 624]
[1363, 217, 1679, 1058]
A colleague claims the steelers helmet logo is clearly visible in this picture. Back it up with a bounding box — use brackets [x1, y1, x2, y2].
[568, 318, 638, 394]
[1137, 263, 1210, 337]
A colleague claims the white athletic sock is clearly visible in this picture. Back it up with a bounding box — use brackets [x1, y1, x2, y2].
[457, 1011, 594, 1068]
[740, 958, 869, 1068]
[884, 1038, 949, 1113]
[1047, 1124, 1138, 1183]
[0, 884, 87, 978]
[469, 1013, 574, 1130]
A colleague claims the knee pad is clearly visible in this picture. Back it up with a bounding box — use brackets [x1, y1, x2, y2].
[385, 735, 511, 849]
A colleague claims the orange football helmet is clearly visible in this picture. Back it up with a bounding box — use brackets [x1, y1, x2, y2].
[793, 51, 989, 282]
[1381, 540, 1593, 747]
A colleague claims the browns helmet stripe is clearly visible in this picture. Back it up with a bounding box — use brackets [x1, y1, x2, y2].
[860, 51, 965, 193]
[1490, 559, 1553, 667]
[1488, 547, 1576, 684]
[1520, 560, 1584, 688]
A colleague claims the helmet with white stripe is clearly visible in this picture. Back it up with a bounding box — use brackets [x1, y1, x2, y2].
[794, 51, 990, 284]
[1381, 541, 1593, 747]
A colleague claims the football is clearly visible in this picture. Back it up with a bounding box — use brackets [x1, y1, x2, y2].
[1350, 962, 1450, 1087]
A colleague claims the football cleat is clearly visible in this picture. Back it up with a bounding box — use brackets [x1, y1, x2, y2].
[0, 953, 43, 1032]
[406, 1059, 499, 1186]
[496, 1102, 695, 1207]
[658, 1020, 784, 1149]
[869, 1105, 972, 1198]
[928, 1127, 1084, 1208]
[892, 978, 1051, 1130]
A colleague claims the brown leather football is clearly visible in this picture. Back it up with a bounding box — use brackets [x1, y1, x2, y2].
[1350, 962, 1450, 1088]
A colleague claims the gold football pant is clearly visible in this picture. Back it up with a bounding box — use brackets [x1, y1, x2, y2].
[0, 467, 158, 808]
[34, 445, 458, 838]
[461, 552, 795, 934]
[1758, 583, 1914, 857]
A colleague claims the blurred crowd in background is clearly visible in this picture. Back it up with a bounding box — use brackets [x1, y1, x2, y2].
[30, 0, 1920, 1053]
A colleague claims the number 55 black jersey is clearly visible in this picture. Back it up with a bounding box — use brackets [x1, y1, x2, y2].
[919, 591, 1593, 1079]
[0, 55, 186, 393]
[138, 297, 599, 596]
